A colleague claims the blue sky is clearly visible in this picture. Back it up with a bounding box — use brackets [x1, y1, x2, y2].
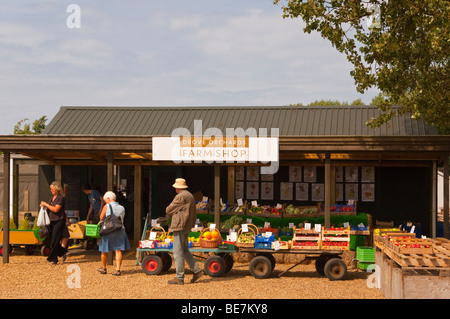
[0, 0, 378, 135]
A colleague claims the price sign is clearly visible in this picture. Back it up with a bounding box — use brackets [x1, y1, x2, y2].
[273, 241, 280, 251]
[304, 223, 311, 230]
[210, 223, 216, 230]
[289, 223, 294, 229]
[149, 232, 157, 240]
[237, 198, 243, 207]
[314, 224, 322, 233]
[242, 224, 248, 232]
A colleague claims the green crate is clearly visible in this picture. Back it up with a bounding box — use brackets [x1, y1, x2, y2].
[85, 224, 101, 239]
[356, 246, 375, 262]
[358, 261, 374, 270]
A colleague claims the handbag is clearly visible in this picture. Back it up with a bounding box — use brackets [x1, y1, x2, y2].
[39, 225, 50, 239]
[99, 204, 123, 236]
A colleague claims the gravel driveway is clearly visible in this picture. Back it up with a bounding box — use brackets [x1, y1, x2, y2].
[0, 245, 383, 301]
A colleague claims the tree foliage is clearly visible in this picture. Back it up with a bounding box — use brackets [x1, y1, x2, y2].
[14, 116, 47, 134]
[274, 0, 449, 134]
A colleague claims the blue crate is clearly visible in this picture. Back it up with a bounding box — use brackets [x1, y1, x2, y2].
[254, 234, 274, 249]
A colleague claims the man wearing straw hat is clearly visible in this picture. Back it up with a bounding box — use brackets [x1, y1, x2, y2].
[166, 178, 203, 285]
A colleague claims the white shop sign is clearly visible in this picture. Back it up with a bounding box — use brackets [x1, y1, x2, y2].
[152, 136, 278, 164]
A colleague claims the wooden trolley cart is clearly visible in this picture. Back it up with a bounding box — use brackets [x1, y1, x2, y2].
[136, 216, 347, 281]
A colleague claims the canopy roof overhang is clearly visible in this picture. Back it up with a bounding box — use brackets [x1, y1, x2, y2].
[1, 134, 449, 166]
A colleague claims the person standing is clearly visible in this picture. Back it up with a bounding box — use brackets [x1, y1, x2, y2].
[166, 178, 203, 285]
[82, 184, 104, 224]
[97, 191, 130, 276]
[40, 181, 70, 265]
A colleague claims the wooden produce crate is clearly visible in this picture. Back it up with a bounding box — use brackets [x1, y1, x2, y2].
[291, 228, 322, 250]
[375, 243, 450, 299]
[388, 238, 433, 255]
[271, 240, 291, 250]
[321, 227, 350, 250]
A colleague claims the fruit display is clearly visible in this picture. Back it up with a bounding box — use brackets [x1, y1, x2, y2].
[247, 205, 282, 217]
[321, 202, 356, 214]
[258, 226, 279, 237]
[321, 227, 350, 250]
[199, 228, 223, 248]
[236, 224, 258, 248]
[291, 228, 321, 250]
[387, 237, 432, 254]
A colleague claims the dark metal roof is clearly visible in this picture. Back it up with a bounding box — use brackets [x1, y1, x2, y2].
[42, 106, 439, 136]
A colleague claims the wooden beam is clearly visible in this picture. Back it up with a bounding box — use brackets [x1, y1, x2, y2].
[227, 166, 235, 204]
[214, 164, 220, 228]
[444, 153, 449, 239]
[107, 153, 114, 265]
[324, 153, 331, 228]
[3, 152, 10, 264]
[134, 165, 143, 246]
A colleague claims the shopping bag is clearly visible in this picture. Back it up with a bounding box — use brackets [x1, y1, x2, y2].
[36, 206, 50, 227]
[99, 204, 123, 236]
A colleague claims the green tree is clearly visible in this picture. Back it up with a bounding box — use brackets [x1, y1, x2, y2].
[275, 0, 450, 134]
[290, 98, 365, 106]
[14, 116, 47, 134]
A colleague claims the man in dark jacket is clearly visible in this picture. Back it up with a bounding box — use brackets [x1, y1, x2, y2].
[166, 178, 203, 285]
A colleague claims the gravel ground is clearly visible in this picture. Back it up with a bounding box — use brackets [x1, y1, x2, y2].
[0, 246, 384, 300]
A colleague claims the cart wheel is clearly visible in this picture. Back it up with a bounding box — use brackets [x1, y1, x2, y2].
[142, 255, 163, 275]
[249, 255, 272, 279]
[25, 245, 36, 255]
[204, 255, 226, 277]
[217, 253, 234, 273]
[324, 258, 347, 281]
[158, 252, 172, 272]
[41, 245, 51, 256]
[314, 258, 327, 276]
[257, 253, 275, 270]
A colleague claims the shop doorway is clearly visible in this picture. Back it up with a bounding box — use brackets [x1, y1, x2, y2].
[151, 166, 182, 218]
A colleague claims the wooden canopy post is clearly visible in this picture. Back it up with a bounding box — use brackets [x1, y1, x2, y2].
[324, 153, 331, 229]
[134, 165, 143, 245]
[2, 152, 10, 264]
[107, 153, 114, 265]
[444, 154, 449, 239]
[214, 164, 220, 228]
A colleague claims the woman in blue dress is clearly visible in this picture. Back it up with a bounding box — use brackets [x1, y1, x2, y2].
[97, 191, 130, 276]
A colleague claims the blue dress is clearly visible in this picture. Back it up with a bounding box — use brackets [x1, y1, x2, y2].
[98, 202, 130, 253]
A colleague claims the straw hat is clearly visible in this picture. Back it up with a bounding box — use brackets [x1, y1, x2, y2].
[172, 178, 188, 189]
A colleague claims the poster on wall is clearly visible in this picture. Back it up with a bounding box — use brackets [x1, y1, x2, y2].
[295, 183, 309, 201]
[247, 166, 259, 181]
[345, 166, 358, 182]
[361, 184, 375, 201]
[246, 182, 259, 199]
[235, 166, 244, 180]
[361, 167, 375, 182]
[304, 166, 316, 182]
[289, 166, 302, 182]
[261, 182, 274, 200]
[280, 182, 293, 200]
[345, 183, 358, 201]
[335, 183, 344, 201]
[335, 167, 343, 182]
[235, 181, 244, 199]
[311, 183, 324, 201]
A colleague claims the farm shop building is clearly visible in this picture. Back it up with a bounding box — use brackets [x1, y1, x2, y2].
[1, 106, 449, 246]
